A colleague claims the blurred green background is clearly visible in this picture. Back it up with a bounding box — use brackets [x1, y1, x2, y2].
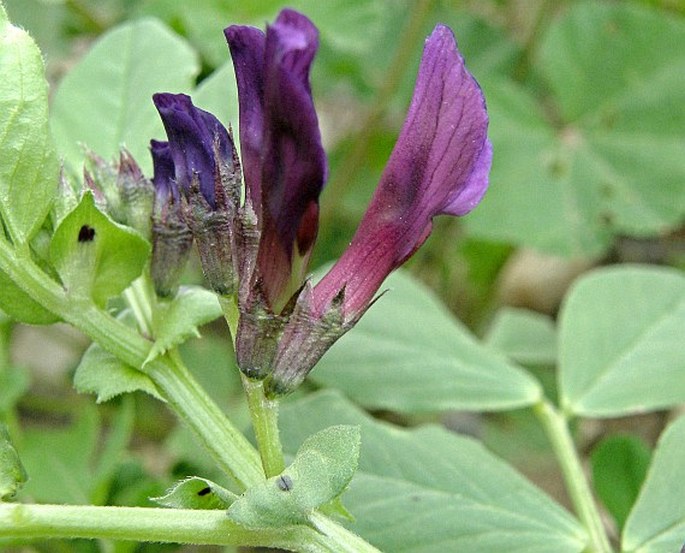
[1, 0, 684, 551]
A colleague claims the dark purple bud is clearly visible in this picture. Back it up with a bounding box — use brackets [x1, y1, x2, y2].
[268, 24, 491, 395]
[153, 94, 242, 296]
[149, 140, 193, 297]
[226, 9, 327, 310]
[152, 93, 235, 210]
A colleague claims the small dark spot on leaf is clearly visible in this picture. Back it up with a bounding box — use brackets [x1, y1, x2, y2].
[276, 475, 293, 492]
[197, 486, 211, 496]
[78, 225, 96, 242]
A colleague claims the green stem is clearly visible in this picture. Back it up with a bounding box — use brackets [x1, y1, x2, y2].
[310, 512, 383, 553]
[0, 240, 261, 489]
[0, 503, 331, 552]
[241, 375, 285, 477]
[534, 400, 613, 553]
[123, 275, 155, 338]
[219, 296, 285, 478]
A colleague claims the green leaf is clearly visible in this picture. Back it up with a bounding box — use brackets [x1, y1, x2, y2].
[145, 285, 223, 364]
[74, 341, 163, 403]
[228, 425, 360, 529]
[622, 414, 685, 553]
[465, 3, 685, 255]
[0, 2, 58, 243]
[591, 434, 651, 531]
[559, 265, 685, 417]
[18, 403, 100, 504]
[280, 391, 587, 552]
[0, 423, 27, 501]
[194, 62, 239, 131]
[152, 476, 238, 510]
[311, 268, 542, 413]
[50, 18, 198, 175]
[0, 268, 60, 324]
[485, 307, 557, 366]
[50, 192, 150, 306]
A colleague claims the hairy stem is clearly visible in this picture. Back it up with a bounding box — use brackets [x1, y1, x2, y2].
[219, 297, 286, 478]
[0, 240, 262, 489]
[0, 503, 332, 552]
[241, 375, 285, 477]
[534, 400, 613, 553]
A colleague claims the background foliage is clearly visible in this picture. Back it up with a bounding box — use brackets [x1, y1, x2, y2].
[1, 0, 683, 552]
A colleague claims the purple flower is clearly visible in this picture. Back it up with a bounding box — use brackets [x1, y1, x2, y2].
[225, 10, 327, 377]
[149, 139, 193, 297]
[152, 93, 237, 210]
[152, 93, 242, 295]
[225, 9, 327, 310]
[267, 24, 491, 395]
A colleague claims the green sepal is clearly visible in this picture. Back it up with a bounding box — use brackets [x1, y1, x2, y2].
[49, 191, 150, 306]
[151, 476, 238, 510]
[227, 425, 360, 529]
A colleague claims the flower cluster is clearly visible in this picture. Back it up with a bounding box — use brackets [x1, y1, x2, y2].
[150, 9, 491, 396]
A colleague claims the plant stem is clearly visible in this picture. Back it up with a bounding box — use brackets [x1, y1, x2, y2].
[534, 400, 613, 553]
[219, 296, 286, 478]
[148, 352, 264, 487]
[310, 511, 383, 553]
[0, 240, 262, 489]
[241, 374, 285, 477]
[0, 503, 330, 552]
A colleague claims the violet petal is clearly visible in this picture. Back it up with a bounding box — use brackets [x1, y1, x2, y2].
[312, 24, 491, 318]
[153, 93, 234, 209]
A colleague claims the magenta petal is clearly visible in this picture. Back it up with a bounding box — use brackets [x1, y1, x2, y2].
[312, 24, 490, 317]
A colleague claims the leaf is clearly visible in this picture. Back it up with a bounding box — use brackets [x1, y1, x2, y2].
[50, 18, 199, 175]
[228, 425, 360, 529]
[152, 476, 237, 510]
[622, 414, 685, 553]
[0, 268, 60, 324]
[559, 265, 685, 417]
[591, 434, 651, 531]
[311, 268, 542, 413]
[0, 2, 58, 243]
[18, 403, 100, 504]
[465, 3, 685, 255]
[280, 390, 588, 553]
[485, 307, 557, 366]
[194, 61, 239, 131]
[145, 285, 223, 364]
[74, 341, 163, 403]
[0, 423, 27, 501]
[50, 192, 150, 306]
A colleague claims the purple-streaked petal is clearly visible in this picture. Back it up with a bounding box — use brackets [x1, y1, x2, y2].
[312, 24, 490, 317]
[153, 93, 233, 208]
[256, 9, 327, 307]
[224, 24, 266, 208]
